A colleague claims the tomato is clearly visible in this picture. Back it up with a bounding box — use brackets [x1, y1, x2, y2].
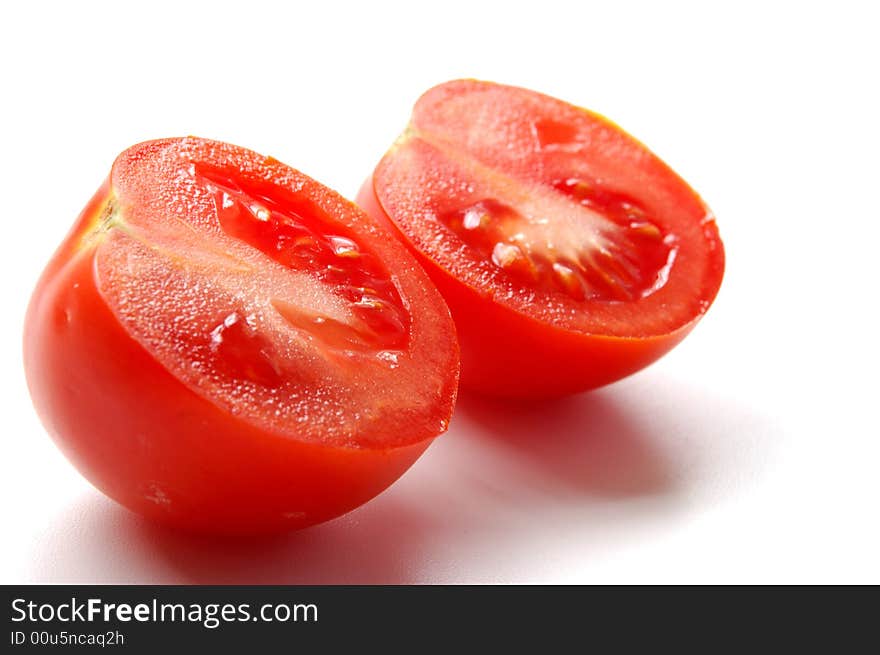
[358, 80, 725, 397]
[24, 137, 459, 534]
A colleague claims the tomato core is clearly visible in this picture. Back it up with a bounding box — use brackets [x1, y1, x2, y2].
[198, 167, 409, 350]
[435, 175, 675, 302]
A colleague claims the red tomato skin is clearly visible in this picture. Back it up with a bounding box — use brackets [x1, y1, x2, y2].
[25, 184, 431, 535]
[358, 177, 699, 397]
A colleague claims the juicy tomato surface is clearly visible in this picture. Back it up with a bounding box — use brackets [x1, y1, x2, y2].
[358, 80, 725, 397]
[24, 137, 459, 534]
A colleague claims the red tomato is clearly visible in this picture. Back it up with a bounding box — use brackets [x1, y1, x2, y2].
[358, 80, 725, 397]
[24, 137, 459, 534]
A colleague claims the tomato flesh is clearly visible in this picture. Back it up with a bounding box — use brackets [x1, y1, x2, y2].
[359, 80, 724, 396]
[24, 137, 459, 533]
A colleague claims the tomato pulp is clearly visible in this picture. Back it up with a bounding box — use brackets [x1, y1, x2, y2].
[24, 137, 459, 534]
[358, 80, 725, 397]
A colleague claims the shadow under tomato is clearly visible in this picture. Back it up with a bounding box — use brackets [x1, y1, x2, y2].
[451, 389, 676, 498]
[29, 492, 440, 584]
[30, 383, 705, 584]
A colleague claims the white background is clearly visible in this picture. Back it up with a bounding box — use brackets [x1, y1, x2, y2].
[2, 1, 877, 583]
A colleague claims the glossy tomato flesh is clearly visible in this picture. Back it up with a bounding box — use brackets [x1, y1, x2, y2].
[24, 138, 459, 534]
[359, 80, 724, 397]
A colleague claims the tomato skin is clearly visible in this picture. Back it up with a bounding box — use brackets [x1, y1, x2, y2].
[359, 178, 696, 397]
[25, 156, 447, 535]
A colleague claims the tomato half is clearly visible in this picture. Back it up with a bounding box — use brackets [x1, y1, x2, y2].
[358, 80, 725, 397]
[24, 137, 459, 534]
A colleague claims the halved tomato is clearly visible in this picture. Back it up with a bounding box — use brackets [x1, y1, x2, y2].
[358, 80, 724, 397]
[24, 137, 459, 534]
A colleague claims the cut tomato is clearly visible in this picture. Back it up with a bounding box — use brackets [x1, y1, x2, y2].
[24, 137, 459, 534]
[358, 80, 724, 397]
